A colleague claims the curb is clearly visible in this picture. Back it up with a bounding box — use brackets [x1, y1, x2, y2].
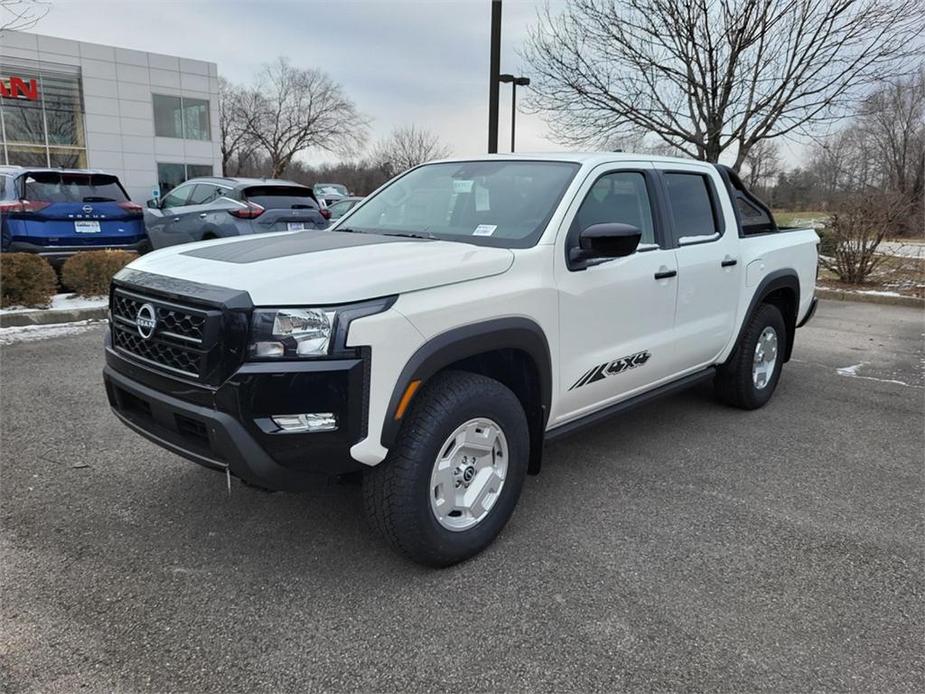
[816, 287, 923, 309]
[0, 306, 108, 328]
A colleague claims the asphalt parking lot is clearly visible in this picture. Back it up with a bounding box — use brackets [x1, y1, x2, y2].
[1, 299, 922, 693]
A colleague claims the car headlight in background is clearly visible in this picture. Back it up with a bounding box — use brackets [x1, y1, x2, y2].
[247, 297, 396, 360]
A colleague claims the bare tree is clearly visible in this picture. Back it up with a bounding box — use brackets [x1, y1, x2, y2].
[239, 58, 368, 178]
[371, 125, 451, 176]
[218, 78, 252, 176]
[523, 0, 925, 169]
[0, 0, 49, 32]
[741, 140, 781, 195]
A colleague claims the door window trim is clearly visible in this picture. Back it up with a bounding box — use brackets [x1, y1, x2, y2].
[564, 167, 669, 272]
[657, 169, 726, 247]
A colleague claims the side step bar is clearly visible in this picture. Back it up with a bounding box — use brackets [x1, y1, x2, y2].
[544, 368, 716, 443]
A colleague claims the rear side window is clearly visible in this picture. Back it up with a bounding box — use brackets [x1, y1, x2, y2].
[188, 184, 229, 205]
[664, 173, 719, 243]
[244, 186, 318, 210]
[21, 172, 128, 203]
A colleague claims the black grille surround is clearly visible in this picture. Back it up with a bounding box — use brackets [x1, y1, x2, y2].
[109, 286, 232, 382]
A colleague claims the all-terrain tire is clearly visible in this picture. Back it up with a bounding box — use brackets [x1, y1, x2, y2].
[714, 303, 787, 409]
[362, 370, 529, 567]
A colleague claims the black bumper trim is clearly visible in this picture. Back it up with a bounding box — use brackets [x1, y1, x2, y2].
[104, 358, 367, 491]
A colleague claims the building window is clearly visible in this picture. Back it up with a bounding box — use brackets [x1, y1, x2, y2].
[157, 162, 214, 196]
[0, 67, 87, 167]
[153, 94, 210, 141]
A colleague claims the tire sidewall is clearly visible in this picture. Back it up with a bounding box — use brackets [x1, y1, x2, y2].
[742, 304, 786, 407]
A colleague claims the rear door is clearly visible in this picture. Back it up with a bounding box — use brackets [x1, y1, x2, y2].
[174, 183, 235, 238]
[243, 186, 327, 232]
[553, 163, 680, 425]
[14, 172, 144, 247]
[659, 165, 741, 368]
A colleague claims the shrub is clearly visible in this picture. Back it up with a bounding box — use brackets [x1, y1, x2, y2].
[820, 192, 914, 284]
[0, 253, 57, 308]
[816, 227, 838, 257]
[60, 250, 137, 297]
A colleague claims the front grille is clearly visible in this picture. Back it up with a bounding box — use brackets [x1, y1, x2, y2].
[110, 287, 221, 380]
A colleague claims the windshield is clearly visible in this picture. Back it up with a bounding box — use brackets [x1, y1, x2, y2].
[315, 183, 348, 196]
[338, 160, 579, 247]
[22, 172, 128, 203]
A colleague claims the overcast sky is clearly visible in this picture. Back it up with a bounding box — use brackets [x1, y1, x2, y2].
[27, 0, 562, 163]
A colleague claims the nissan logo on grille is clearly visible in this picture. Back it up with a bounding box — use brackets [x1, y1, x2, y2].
[82, 205, 93, 214]
[136, 303, 157, 339]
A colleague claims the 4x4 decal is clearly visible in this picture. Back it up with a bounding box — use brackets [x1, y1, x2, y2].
[569, 351, 652, 390]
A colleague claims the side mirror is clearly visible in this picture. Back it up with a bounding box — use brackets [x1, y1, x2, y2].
[146, 199, 158, 209]
[569, 223, 642, 268]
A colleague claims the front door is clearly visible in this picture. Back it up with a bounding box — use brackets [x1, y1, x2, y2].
[552, 164, 679, 426]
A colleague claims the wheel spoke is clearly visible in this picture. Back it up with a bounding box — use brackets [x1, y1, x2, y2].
[460, 420, 496, 453]
[464, 468, 503, 519]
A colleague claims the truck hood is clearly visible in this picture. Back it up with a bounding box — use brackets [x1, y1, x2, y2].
[126, 230, 515, 305]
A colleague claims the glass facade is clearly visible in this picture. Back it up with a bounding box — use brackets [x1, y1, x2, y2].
[157, 162, 214, 196]
[0, 66, 87, 167]
[152, 94, 210, 140]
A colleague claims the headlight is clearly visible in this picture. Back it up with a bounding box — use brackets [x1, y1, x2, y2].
[247, 297, 396, 360]
[250, 308, 336, 358]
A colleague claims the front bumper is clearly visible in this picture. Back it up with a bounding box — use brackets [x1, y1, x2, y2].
[104, 331, 370, 491]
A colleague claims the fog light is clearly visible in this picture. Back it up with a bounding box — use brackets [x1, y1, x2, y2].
[253, 341, 285, 357]
[271, 413, 337, 432]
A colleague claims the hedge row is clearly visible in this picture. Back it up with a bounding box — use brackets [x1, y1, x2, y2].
[0, 250, 137, 308]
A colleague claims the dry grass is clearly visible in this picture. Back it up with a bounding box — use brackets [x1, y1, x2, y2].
[818, 254, 925, 298]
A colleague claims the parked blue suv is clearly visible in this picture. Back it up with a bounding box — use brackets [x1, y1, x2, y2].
[0, 167, 148, 265]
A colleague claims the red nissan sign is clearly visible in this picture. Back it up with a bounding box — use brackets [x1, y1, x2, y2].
[0, 77, 40, 101]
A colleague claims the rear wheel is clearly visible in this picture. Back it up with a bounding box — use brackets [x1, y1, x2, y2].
[363, 371, 529, 567]
[715, 303, 787, 409]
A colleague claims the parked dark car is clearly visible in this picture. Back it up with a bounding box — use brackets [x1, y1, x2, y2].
[326, 196, 364, 221]
[144, 177, 328, 250]
[0, 166, 147, 265]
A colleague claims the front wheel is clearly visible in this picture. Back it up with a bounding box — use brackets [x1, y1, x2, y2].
[714, 302, 787, 409]
[362, 370, 529, 567]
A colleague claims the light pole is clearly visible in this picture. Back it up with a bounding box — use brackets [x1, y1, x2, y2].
[499, 74, 530, 152]
[487, 0, 502, 153]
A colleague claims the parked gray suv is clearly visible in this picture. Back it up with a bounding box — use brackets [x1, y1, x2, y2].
[145, 177, 328, 250]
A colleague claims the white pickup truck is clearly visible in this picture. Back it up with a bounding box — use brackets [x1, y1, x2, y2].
[103, 153, 818, 566]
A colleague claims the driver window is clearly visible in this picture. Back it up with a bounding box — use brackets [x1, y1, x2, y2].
[574, 172, 656, 246]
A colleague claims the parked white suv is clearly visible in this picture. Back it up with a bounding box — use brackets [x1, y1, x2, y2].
[103, 153, 819, 566]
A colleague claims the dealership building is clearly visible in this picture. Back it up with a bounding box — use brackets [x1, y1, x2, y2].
[0, 30, 221, 202]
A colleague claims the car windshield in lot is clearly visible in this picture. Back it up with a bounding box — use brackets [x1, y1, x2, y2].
[22, 172, 128, 203]
[338, 160, 580, 247]
[243, 186, 319, 209]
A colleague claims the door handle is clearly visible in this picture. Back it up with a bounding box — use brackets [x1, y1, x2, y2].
[172, 217, 181, 222]
[654, 269, 677, 280]
[721, 256, 738, 267]
[199, 213, 208, 219]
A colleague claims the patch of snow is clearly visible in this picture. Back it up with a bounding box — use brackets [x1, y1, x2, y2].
[855, 289, 904, 298]
[0, 293, 107, 315]
[836, 363, 864, 377]
[0, 319, 103, 345]
[835, 361, 916, 387]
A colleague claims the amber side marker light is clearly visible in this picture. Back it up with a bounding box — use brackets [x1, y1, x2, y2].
[394, 379, 422, 420]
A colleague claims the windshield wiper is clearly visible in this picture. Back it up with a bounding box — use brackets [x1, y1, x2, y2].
[383, 231, 437, 240]
[332, 227, 369, 234]
[83, 196, 117, 202]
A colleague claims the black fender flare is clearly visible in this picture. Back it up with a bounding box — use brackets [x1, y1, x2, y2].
[379, 317, 552, 458]
[729, 269, 801, 364]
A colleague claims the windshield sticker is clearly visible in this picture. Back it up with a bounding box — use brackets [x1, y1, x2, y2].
[453, 179, 474, 194]
[473, 224, 497, 236]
